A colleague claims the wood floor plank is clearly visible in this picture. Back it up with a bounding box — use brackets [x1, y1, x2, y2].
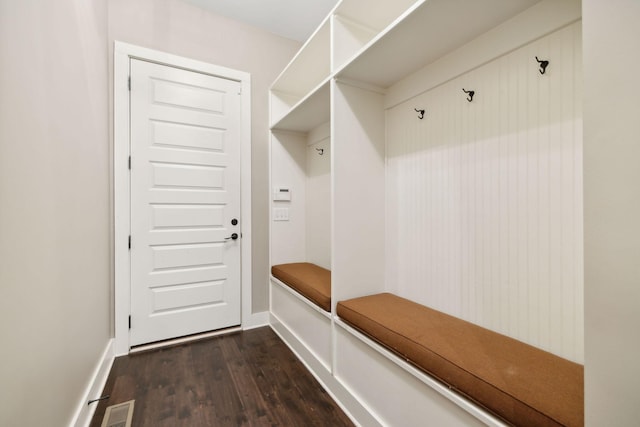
[220, 335, 276, 426]
[89, 327, 354, 427]
[235, 335, 296, 426]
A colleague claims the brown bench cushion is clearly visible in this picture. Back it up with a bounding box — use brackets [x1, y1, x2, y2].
[271, 263, 331, 312]
[337, 293, 583, 427]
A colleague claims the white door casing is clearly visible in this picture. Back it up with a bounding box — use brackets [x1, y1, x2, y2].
[129, 59, 241, 346]
[114, 42, 252, 355]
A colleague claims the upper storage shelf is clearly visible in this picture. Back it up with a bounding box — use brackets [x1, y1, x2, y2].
[331, 0, 419, 71]
[270, 20, 331, 127]
[271, 80, 330, 133]
[336, 0, 541, 88]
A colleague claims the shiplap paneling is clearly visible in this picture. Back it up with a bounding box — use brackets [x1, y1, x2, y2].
[386, 22, 583, 362]
[306, 129, 331, 270]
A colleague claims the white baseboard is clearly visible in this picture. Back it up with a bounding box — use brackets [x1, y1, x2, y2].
[242, 310, 270, 330]
[70, 339, 115, 427]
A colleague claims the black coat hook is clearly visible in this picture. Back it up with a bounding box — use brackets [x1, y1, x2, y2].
[414, 108, 425, 120]
[315, 148, 324, 155]
[535, 56, 549, 75]
[462, 88, 475, 102]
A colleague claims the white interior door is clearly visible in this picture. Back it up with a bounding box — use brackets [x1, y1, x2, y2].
[129, 58, 242, 346]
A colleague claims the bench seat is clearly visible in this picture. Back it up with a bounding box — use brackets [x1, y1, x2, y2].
[271, 262, 331, 312]
[337, 293, 584, 426]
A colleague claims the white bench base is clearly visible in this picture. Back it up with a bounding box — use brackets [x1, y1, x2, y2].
[269, 279, 507, 426]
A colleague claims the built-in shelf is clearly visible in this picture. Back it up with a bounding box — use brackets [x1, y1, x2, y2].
[331, 0, 418, 71]
[270, 20, 330, 126]
[337, 0, 540, 88]
[331, 14, 378, 73]
[271, 80, 330, 133]
[334, 0, 419, 31]
[269, 0, 581, 425]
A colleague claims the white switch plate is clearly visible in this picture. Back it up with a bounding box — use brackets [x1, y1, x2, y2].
[273, 208, 289, 221]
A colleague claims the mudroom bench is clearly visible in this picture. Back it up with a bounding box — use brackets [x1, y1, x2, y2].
[270, 262, 332, 371]
[271, 262, 331, 312]
[336, 293, 584, 427]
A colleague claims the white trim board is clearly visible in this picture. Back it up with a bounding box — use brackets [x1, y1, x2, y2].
[71, 339, 115, 427]
[242, 311, 271, 330]
[113, 41, 252, 356]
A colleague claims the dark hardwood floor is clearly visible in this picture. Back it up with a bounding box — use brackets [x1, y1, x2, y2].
[89, 327, 354, 427]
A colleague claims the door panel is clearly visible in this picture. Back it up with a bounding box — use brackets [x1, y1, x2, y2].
[152, 121, 225, 151]
[130, 59, 241, 346]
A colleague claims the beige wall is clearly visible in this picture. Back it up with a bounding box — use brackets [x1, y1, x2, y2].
[0, 0, 111, 426]
[584, 0, 640, 424]
[0, 0, 298, 425]
[108, 0, 300, 314]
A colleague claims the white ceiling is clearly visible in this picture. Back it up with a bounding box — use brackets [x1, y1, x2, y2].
[180, 0, 340, 42]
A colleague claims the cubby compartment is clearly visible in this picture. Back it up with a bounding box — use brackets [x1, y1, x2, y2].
[270, 20, 331, 126]
[270, 123, 331, 269]
[385, 20, 584, 362]
[271, 81, 330, 133]
[269, 122, 333, 372]
[331, 0, 419, 71]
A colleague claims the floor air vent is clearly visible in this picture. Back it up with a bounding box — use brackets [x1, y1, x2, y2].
[101, 400, 134, 427]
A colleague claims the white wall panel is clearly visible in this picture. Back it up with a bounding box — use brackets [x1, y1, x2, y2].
[271, 280, 332, 370]
[386, 23, 583, 362]
[306, 125, 332, 270]
[584, 1, 640, 423]
[333, 81, 386, 305]
[334, 325, 491, 427]
[270, 131, 308, 265]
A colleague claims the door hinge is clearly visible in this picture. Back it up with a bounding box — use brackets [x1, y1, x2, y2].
[128, 156, 131, 170]
[128, 315, 131, 330]
[128, 76, 131, 91]
[128, 235, 131, 250]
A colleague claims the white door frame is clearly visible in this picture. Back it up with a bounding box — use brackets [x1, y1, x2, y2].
[114, 41, 252, 355]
